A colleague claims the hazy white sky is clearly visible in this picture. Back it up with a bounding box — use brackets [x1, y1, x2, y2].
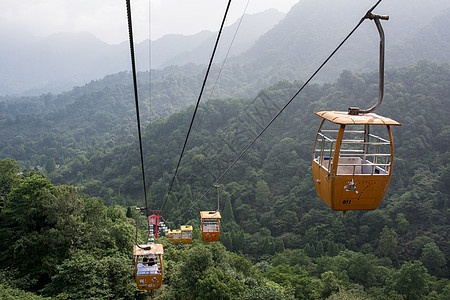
[0, 0, 299, 44]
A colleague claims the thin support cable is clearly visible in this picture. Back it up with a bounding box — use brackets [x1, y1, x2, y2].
[206, 0, 251, 101]
[126, 0, 150, 227]
[161, 0, 233, 212]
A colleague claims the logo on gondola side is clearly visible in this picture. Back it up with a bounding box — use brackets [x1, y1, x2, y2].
[344, 179, 358, 193]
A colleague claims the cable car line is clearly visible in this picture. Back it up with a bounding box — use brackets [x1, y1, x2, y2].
[126, 0, 150, 232]
[126, 1, 166, 288]
[160, 0, 233, 213]
[161, 0, 388, 225]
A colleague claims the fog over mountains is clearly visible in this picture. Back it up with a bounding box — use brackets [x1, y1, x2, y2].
[0, 9, 285, 96]
[0, 0, 449, 97]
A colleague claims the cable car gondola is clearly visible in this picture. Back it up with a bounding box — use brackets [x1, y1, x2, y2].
[181, 225, 193, 244]
[200, 185, 222, 242]
[200, 211, 221, 242]
[134, 243, 164, 290]
[312, 112, 401, 212]
[312, 12, 401, 215]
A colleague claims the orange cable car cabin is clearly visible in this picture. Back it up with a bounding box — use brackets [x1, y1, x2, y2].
[200, 211, 221, 242]
[181, 225, 193, 244]
[312, 111, 401, 213]
[311, 10, 402, 214]
[134, 243, 164, 290]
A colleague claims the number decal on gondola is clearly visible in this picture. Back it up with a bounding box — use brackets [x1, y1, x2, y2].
[342, 200, 352, 205]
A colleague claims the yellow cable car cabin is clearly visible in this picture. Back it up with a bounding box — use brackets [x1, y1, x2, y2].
[312, 111, 401, 212]
[166, 229, 173, 242]
[181, 225, 193, 244]
[172, 229, 181, 243]
[200, 211, 221, 242]
[133, 243, 164, 290]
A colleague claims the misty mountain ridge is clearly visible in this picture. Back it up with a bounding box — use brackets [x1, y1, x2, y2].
[159, 9, 286, 67]
[223, 0, 450, 91]
[0, 9, 285, 96]
[1, 0, 449, 98]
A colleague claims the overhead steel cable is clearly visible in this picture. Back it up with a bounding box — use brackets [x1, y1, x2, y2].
[126, 0, 150, 231]
[160, 0, 233, 212]
[165, 0, 386, 224]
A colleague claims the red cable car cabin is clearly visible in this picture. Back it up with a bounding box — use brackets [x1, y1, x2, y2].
[312, 111, 401, 213]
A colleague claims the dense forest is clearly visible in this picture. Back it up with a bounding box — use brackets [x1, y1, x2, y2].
[0, 60, 449, 299]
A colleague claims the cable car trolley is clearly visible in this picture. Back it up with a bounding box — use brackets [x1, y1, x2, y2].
[312, 9, 402, 215]
[134, 243, 164, 290]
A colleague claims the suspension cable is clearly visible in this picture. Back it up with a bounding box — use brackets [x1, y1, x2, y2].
[160, 0, 233, 212]
[164, 0, 386, 224]
[126, 0, 150, 230]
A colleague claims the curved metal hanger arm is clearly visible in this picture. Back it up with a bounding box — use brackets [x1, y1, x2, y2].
[349, 12, 389, 115]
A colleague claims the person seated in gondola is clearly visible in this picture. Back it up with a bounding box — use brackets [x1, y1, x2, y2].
[137, 257, 150, 275]
[148, 257, 159, 274]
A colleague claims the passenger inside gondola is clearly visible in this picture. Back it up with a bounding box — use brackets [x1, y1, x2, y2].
[148, 257, 159, 274]
[137, 257, 150, 275]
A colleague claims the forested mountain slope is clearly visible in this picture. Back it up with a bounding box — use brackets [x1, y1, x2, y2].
[0, 9, 284, 96]
[0, 68, 207, 168]
[1, 60, 449, 299]
[59, 61, 449, 206]
[59, 60, 450, 276]
[162, 9, 285, 68]
[1, 0, 448, 164]
[0, 161, 294, 299]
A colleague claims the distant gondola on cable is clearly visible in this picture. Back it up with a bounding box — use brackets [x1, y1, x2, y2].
[312, 12, 401, 216]
[200, 185, 222, 242]
[200, 211, 221, 242]
[181, 225, 193, 244]
[134, 243, 164, 290]
[172, 229, 182, 243]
